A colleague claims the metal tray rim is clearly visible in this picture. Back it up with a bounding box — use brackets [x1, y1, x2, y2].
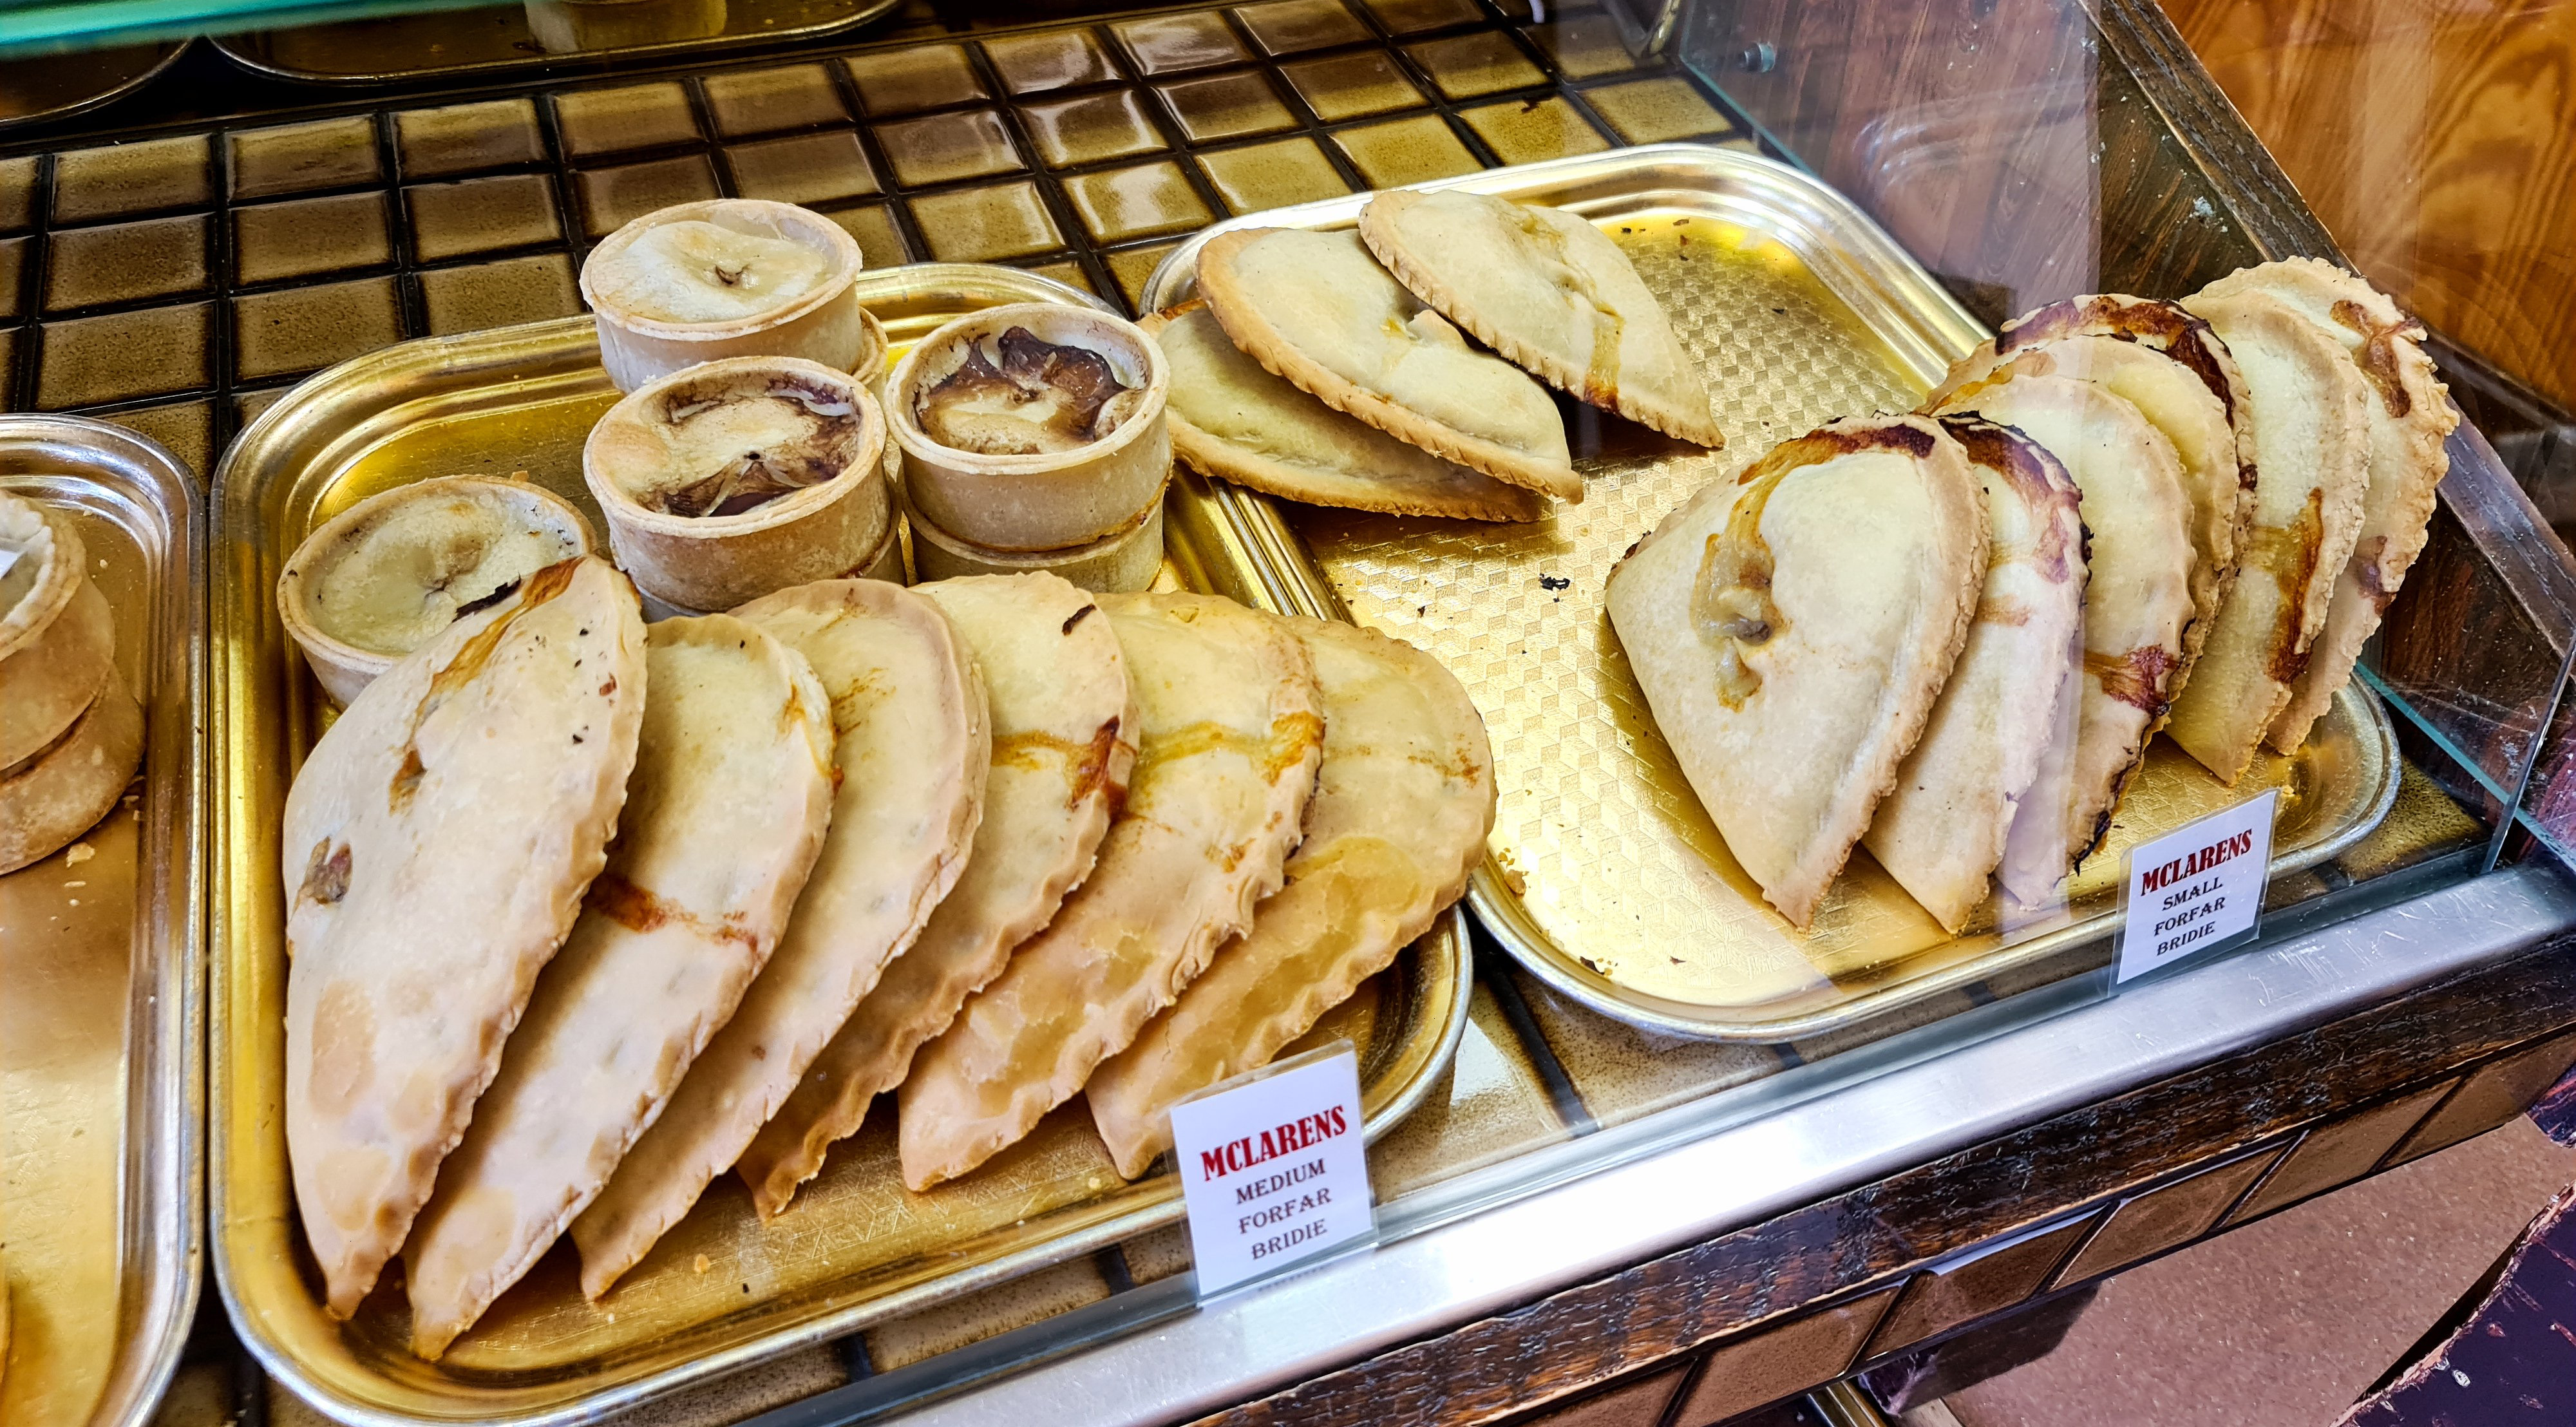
[0, 413, 207, 1427]
[207, 269, 1470, 1427]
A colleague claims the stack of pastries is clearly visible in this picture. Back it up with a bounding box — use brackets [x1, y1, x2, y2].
[278, 559, 1495, 1358]
[1146, 187, 1725, 522]
[1, 490, 144, 874]
[1609, 259, 2454, 931]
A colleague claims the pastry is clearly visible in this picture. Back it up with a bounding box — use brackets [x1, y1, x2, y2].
[1604, 415, 1987, 930]
[2197, 260, 2456, 753]
[887, 305, 1170, 553]
[898, 591, 1323, 1191]
[1197, 229, 1580, 501]
[403, 613, 835, 1358]
[281, 556, 646, 1318]
[585, 355, 891, 614]
[1927, 296, 2248, 682]
[581, 199, 868, 392]
[1935, 375, 2195, 864]
[1358, 187, 1723, 448]
[736, 573, 1134, 1218]
[1088, 618, 1493, 1179]
[903, 484, 1167, 593]
[1861, 417, 2087, 932]
[571, 578, 983, 1299]
[1142, 303, 1544, 523]
[0, 679, 142, 877]
[2167, 289, 2371, 783]
[0, 494, 111, 771]
[275, 475, 596, 705]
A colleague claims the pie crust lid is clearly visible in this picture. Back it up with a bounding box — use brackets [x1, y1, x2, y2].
[581, 198, 864, 343]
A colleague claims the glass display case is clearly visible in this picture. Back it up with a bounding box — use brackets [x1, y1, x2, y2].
[3, 1, 2573, 1425]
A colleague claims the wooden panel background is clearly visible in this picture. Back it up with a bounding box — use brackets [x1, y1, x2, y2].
[2162, 0, 2576, 411]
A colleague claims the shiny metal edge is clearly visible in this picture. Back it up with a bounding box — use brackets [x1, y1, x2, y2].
[0, 415, 207, 1427]
[881, 860, 2576, 1427]
[207, 265, 1467, 1427]
[207, 0, 898, 85]
[1497, 681, 2403, 1043]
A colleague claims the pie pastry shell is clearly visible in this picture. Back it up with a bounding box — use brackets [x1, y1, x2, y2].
[2198, 258, 2456, 754]
[736, 572, 1135, 1217]
[582, 200, 868, 393]
[1141, 302, 1544, 522]
[887, 303, 1171, 553]
[2167, 289, 2371, 783]
[0, 672, 142, 876]
[1357, 187, 1723, 448]
[1088, 617, 1493, 1178]
[1, 575, 115, 773]
[903, 482, 1166, 593]
[276, 475, 597, 706]
[585, 355, 891, 614]
[1605, 415, 1988, 929]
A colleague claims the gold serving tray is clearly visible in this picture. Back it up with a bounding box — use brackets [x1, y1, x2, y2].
[1141, 144, 2401, 1041]
[209, 265, 1471, 1426]
[0, 417, 204, 1427]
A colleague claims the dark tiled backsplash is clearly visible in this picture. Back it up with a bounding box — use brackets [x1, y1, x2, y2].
[0, 0, 1748, 468]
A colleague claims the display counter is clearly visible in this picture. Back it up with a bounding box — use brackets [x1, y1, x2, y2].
[3, 1, 2574, 1424]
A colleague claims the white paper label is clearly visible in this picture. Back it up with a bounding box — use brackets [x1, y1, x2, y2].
[0, 547, 19, 582]
[2116, 788, 2278, 984]
[1168, 1046, 1374, 1298]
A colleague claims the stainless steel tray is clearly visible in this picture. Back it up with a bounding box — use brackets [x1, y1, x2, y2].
[0, 416, 205, 1427]
[211, 0, 897, 85]
[0, 40, 188, 130]
[210, 264, 1472, 1426]
[1140, 143, 2402, 1041]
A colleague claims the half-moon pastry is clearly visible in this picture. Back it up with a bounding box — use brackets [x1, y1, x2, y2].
[2168, 289, 2371, 782]
[1088, 618, 1493, 1179]
[1197, 228, 1579, 501]
[1142, 303, 1544, 523]
[281, 556, 646, 1318]
[888, 304, 1171, 553]
[0, 493, 107, 771]
[1358, 187, 1723, 448]
[898, 591, 1323, 1191]
[571, 578, 983, 1299]
[0, 677, 142, 877]
[1935, 375, 2195, 863]
[1861, 417, 2087, 932]
[736, 573, 1134, 1218]
[582, 199, 868, 393]
[1604, 416, 1988, 929]
[2197, 259, 2456, 753]
[585, 356, 890, 614]
[403, 613, 835, 1358]
[276, 475, 597, 706]
[1930, 316, 2244, 683]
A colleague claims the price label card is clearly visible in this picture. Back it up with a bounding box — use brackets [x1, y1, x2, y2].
[1168, 1043, 1375, 1299]
[0, 547, 19, 582]
[2116, 788, 2278, 985]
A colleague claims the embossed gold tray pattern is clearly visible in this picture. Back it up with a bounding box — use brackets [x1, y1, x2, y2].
[1141, 144, 2400, 1041]
[209, 266, 1471, 1426]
